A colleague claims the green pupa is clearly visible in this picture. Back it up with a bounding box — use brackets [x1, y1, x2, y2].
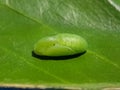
[34, 33, 88, 56]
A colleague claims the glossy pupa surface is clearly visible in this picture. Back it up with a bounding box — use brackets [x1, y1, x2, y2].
[34, 33, 88, 56]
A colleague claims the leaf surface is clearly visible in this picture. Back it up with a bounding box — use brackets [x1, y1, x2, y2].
[0, 0, 120, 89]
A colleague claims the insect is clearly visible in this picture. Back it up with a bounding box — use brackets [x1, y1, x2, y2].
[33, 33, 88, 56]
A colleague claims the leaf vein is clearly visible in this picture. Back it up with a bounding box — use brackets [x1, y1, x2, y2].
[87, 50, 120, 70]
[0, 47, 70, 83]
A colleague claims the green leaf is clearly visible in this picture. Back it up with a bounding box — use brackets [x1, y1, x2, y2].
[108, 0, 120, 12]
[0, 0, 120, 89]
